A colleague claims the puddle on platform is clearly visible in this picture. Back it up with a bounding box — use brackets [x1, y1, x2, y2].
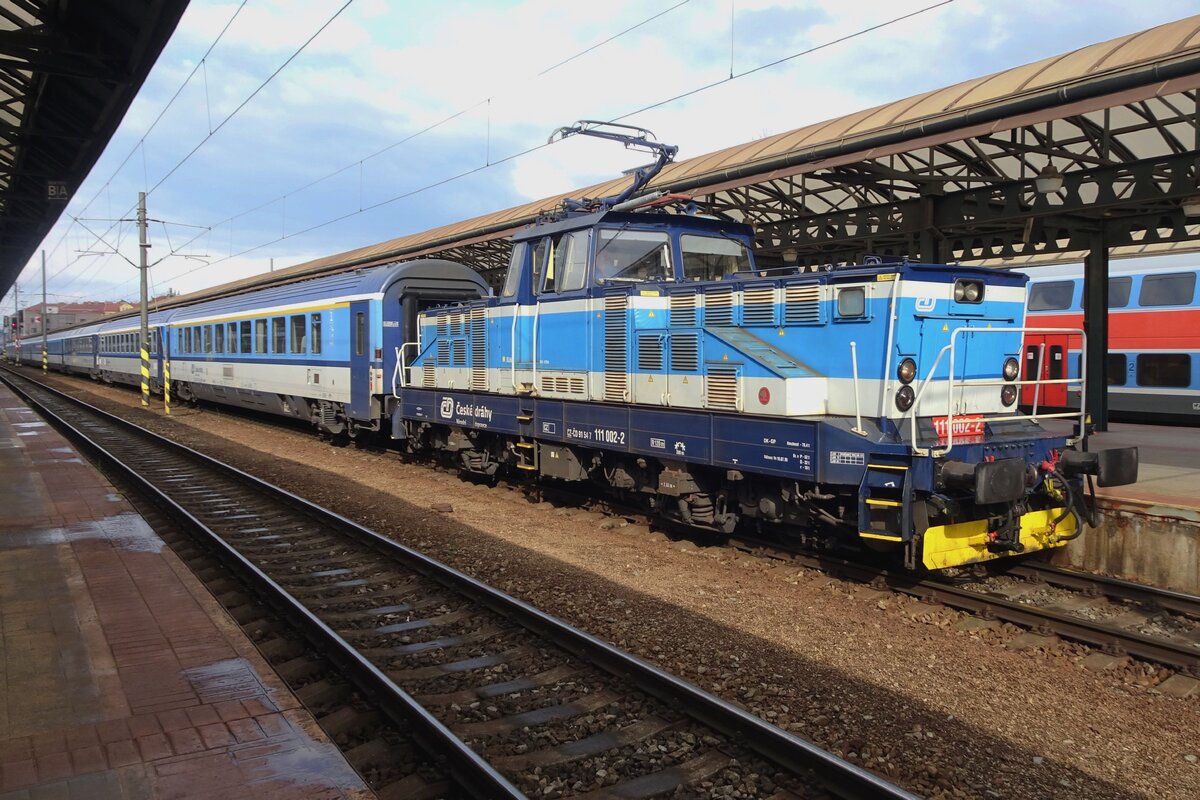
[1, 512, 164, 553]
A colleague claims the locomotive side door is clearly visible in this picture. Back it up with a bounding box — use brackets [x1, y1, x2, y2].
[348, 300, 371, 419]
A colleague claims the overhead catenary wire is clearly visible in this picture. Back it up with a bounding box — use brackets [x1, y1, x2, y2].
[145, 0, 957, 291]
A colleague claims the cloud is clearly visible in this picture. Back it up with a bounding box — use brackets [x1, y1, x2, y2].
[12, 0, 1198, 304]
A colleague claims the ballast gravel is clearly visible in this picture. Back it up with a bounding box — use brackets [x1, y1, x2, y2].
[35, 374, 1199, 799]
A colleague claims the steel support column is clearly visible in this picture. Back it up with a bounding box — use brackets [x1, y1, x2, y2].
[1083, 228, 1109, 431]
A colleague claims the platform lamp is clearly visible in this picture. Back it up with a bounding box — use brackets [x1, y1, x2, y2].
[1035, 162, 1064, 194]
[1180, 195, 1200, 217]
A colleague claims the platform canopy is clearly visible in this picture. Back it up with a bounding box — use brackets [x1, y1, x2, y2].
[0, 0, 190, 298]
[177, 14, 1200, 307]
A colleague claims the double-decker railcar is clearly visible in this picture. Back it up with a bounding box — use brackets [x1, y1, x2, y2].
[1023, 264, 1200, 421]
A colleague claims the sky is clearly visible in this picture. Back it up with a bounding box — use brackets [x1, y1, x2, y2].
[4, 0, 1198, 311]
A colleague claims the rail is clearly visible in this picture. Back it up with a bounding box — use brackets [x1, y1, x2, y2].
[907, 326, 1087, 456]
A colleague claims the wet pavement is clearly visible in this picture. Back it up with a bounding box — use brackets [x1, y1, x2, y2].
[0, 384, 373, 799]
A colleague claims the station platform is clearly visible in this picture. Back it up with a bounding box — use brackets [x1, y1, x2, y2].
[0, 384, 371, 799]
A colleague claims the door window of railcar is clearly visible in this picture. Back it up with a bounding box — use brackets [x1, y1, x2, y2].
[354, 312, 365, 356]
[311, 316, 322, 355]
[594, 229, 671, 284]
[1138, 272, 1197, 307]
[271, 317, 285, 353]
[1028, 281, 1075, 311]
[681, 234, 753, 281]
[240, 321, 252, 353]
[254, 319, 267, 353]
[500, 243, 527, 298]
[1136, 354, 1191, 387]
[289, 315, 306, 353]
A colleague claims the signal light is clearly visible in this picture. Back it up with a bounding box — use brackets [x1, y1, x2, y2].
[1001, 385, 1018, 406]
[895, 384, 915, 412]
[897, 358, 917, 384]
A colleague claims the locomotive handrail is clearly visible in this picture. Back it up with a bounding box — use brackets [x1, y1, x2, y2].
[877, 276, 903, 422]
[391, 341, 420, 396]
[907, 326, 1087, 456]
[849, 341, 867, 436]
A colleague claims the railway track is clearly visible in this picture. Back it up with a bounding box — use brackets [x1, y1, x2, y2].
[727, 537, 1200, 676]
[1, 367, 916, 800]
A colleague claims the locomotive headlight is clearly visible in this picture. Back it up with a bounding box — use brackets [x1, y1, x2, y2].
[1003, 357, 1020, 381]
[1001, 384, 1018, 406]
[895, 384, 916, 412]
[954, 279, 984, 303]
[897, 358, 917, 384]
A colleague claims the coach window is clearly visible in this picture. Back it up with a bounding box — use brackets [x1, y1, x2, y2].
[500, 242, 527, 298]
[254, 319, 267, 353]
[1107, 354, 1127, 386]
[183, 329, 191, 353]
[240, 321, 252, 353]
[594, 229, 671, 284]
[214, 324, 225, 353]
[1136, 354, 1191, 387]
[311, 315, 322, 355]
[193, 326, 202, 352]
[1139, 272, 1196, 307]
[227, 323, 238, 353]
[1028, 281, 1074, 311]
[272, 317, 285, 353]
[354, 312, 366, 356]
[290, 314, 306, 353]
[203, 325, 213, 354]
[1108, 277, 1131, 308]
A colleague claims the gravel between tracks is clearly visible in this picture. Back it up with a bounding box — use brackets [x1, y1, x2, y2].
[34, 373, 1199, 799]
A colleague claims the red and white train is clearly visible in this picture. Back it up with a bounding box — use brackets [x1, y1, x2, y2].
[1022, 263, 1200, 421]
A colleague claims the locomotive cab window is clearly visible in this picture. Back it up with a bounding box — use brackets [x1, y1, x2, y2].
[544, 231, 589, 293]
[681, 234, 753, 281]
[500, 242, 527, 298]
[594, 229, 671, 284]
[836, 286, 866, 319]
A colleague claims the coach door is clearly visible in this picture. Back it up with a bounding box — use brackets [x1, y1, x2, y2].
[1021, 334, 1068, 407]
[348, 301, 371, 419]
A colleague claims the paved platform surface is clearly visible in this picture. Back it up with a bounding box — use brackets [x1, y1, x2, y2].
[1044, 419, 1200, 512]
[0, 383, 372, 799]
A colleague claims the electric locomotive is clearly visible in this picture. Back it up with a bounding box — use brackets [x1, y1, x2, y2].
[398, 122, 1139, 570]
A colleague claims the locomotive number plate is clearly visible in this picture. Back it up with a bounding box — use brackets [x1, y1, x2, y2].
[932, 415, 985, 439]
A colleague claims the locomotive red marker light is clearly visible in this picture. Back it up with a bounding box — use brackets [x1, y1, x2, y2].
[758, 387, 770, 405]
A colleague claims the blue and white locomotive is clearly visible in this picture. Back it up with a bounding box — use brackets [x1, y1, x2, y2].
[9, 122, 1138, 571]
[399, 123, 1138, 570]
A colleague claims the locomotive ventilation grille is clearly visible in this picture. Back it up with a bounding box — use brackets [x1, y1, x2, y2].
[449, 312, 465, 335]
[669, 292, 698, 327]
[742, 284, 776, 326]
[436, 339, 450, 366]
[604, 293, 629, 401]
[469, 307, 487, 391]
[422, 362, 436, 387]
[671, 333, 699, 372]
[706, 364, 739, 410]
[539, 375, 586, 395]
[637, 334, 664, 371]
[705, 286, 735, 326]
[436, 313, 449, 336]
[451, 339, 466, 368]
[784, 283, 822, 324]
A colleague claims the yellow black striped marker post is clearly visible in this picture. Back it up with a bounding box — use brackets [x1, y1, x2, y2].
[140, 346, 150, 407]
[164, 360, 171, 415]
[42, 347, 47, 372]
